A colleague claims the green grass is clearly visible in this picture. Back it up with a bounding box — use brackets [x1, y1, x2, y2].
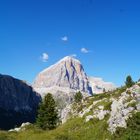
[82, 86, 127, 111]
[127, 101, 137, 108]
[1, 116, 113, 140]
[0, 86, 139, 140]
[5, 112, 138, 140]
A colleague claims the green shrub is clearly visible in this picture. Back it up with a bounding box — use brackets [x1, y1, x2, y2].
[74, 92, 83, 103]
[126, 90, 131, 94]
[125, 75, 135, 88]
[104, 101, 112, 111]
[127, 102, 137, 108]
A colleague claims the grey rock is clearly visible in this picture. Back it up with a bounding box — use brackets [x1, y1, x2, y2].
[85, 115, 94, 122]
[89, 77, 116, 94]
[8, 122, 31, 132]
[33, 56, 92, 97]
[108, 92, 134, 134]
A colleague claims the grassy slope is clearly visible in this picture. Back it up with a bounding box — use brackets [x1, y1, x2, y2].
[1, 112, 140, 140]
[1, 117, 112, 140]
[0, 86, 140, 140]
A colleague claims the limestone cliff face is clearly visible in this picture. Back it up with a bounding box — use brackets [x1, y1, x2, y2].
[0, 74, 41, 130]
[89, 77, 116, 94]
[33, 56, 92, 98]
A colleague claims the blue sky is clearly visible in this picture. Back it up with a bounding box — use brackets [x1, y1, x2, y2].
[0, 0, 140, 86]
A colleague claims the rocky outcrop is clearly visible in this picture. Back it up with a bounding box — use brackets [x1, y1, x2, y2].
[33, 56, 92, 98]
[108, 92, 134, 134]
[0, 74, 41, 130]
[108, 85, 140, 134]
[60, 84, 140, 134]
[8, 122, 31, 132]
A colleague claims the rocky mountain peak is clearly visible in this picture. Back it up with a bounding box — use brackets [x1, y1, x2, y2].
[33, 56, 92, 98]
[57, 56, 81, 64]
[40, 56, 82, 75]
[33, 56, 116, 99]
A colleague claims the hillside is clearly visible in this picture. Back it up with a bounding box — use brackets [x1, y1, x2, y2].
[1, 83, 140, 140]
[0, 74, 41, 130]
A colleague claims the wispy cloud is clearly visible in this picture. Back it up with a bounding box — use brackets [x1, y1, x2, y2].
[81, 47, 89, 53]
[61, 36, 68, 42]
[70, 54, 77, 58]
[40, 53, 49, 62]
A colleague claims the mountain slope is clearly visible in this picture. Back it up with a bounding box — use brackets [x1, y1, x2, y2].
[61, 83, 140, 133]
[89, 77, 116, 94]
[33, 56, 92, 98]
[2, 83, 140, 140]
[0, 74, 41, 130]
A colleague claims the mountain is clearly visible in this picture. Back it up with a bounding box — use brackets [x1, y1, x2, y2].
[0, 74, 41, 130]
[33, 56, 92, 99]
[89, 77, 116, 94]
[33, 56, 115, 98]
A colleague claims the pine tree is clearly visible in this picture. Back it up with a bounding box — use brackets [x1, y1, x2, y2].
[125, 75, 134, 88]
[74, 91, 83, 103]
[36, 93, 59, 130]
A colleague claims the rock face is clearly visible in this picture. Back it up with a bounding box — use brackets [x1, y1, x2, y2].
[107, 83, 140, 134]
[62, 84, 140, 134]
[33, 56, 92, 98]
[89, 77, 116, 94]
[0, 74, 41, 130]
[108, 92, 134, 134]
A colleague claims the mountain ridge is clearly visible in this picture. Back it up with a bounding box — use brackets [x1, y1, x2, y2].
[33, 56, 116, 97]
[0, 74, 41, 130]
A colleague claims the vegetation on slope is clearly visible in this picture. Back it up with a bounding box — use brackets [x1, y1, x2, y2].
[0, 76, 140, 140]
[0, 112, 140, 140]
[114, 112, 140, 140]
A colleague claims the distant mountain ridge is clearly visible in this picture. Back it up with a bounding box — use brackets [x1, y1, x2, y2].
[89, 77, 116, 94]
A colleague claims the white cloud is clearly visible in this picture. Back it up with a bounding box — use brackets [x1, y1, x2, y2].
[40, 53, 49, 62]
[61, 36, 68, 42]
[81, 47, 89, 53]
[70, 54, 77, 58]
